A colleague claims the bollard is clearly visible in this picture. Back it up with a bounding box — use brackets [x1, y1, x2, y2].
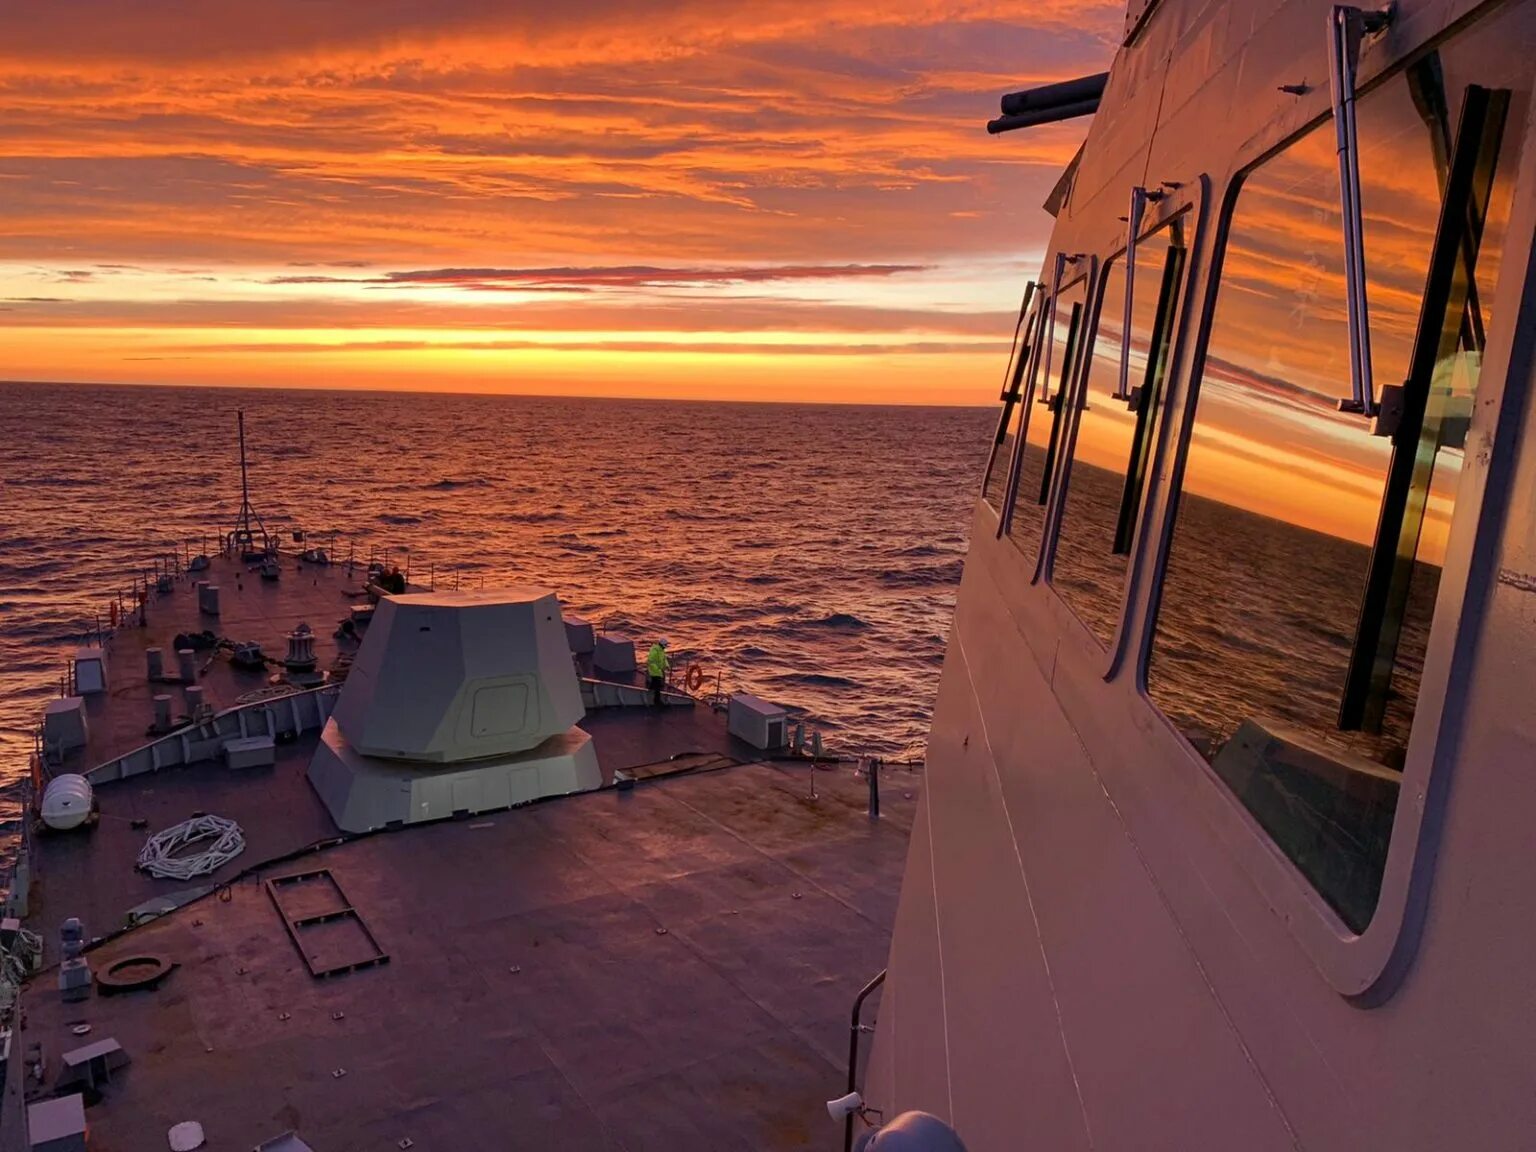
[153, 694, 172, 731]
[177, 648, 196, 683]
[184, 684, 205, 719]
[146, 647, 164, 681]
[867, 758, 881, 820]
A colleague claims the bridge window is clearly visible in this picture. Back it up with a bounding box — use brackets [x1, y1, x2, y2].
[1007, 274, 1088, 562]
[1146, 26, 1524, 932]
[1053, 223, 1185, 648]
[983, 289, 1044, 510]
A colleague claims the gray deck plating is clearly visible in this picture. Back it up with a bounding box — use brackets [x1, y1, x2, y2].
[7, 760, 917, 1151]
[9, 551, 918, 1149]
[54, 553, 365, 777]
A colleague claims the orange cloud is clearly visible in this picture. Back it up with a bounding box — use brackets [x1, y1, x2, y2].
[0, 2, 1119, 401]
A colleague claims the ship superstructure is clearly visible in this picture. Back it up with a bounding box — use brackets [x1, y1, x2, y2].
[863, 0, 1536, 1146]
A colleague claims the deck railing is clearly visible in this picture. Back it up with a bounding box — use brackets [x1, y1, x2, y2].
[844, 968, 888, 1152]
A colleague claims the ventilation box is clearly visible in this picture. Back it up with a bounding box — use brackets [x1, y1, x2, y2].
[593, 634, 636, 675]
[42, 698, 88, 754]
[564, 615, 596, 656]
[728, 692, 788, 751]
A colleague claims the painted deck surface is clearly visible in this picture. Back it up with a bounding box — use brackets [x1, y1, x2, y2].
[49, 552, 367, 777]
[7, 758, 916, 1151]
[8, 550, 918, 1150]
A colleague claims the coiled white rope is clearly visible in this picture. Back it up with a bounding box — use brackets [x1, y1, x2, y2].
[0, 928, 43, 1014]
[137, 815, 246, 880]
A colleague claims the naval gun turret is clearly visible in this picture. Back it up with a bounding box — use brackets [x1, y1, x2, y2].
[307, 588, 601, 832]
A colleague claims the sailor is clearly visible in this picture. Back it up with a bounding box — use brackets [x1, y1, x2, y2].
[647, 639, 670, 707]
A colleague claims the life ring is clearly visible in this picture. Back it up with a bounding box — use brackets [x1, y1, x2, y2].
[686, 664, 705, 693]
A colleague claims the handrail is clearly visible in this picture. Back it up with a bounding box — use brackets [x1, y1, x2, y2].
[844, 968, 887, 1152]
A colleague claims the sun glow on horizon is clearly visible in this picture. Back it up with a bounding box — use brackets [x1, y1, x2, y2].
[0, 1, 1120, 405]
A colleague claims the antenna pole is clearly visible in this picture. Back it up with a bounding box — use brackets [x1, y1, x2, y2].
[229, 408, 268, 554]
[238, 409, 250, 512]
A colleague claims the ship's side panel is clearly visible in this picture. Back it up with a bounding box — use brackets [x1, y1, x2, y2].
[870, 0, 1536, 1145]
[897, 630, 1096, 1150]
[864, 789, 955, 1123]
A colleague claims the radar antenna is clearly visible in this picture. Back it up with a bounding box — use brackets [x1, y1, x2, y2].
[226, 409, 271, 558]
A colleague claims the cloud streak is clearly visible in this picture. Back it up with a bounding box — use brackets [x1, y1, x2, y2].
[266, 262, 930, 291]
[0, 1, 1119, 401]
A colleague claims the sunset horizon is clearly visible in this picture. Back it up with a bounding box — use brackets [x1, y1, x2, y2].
[0, 2, 1120, 404]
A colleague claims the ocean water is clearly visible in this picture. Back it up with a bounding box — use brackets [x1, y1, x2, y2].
[0, 381, 992, 846]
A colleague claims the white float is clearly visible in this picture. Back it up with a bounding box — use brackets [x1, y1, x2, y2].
[40, 775, 94, 831]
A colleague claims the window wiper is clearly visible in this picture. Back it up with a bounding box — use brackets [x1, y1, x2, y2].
[982, 282, 1039, 497]
[1114, 242, 1185, 554]
[1116, 185, 1163, 403]
[1039, 300, 1082, 505]
[1408, 53, 1489, 360]
[1327, 4, 1394, 423]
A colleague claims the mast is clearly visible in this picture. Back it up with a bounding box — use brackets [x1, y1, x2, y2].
[228, 408, 269, 555]
[238, 409, 250, 518]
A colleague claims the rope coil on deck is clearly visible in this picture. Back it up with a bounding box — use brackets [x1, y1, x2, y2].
[0, 928, 43, 1013]
[137, 815, 246, 880]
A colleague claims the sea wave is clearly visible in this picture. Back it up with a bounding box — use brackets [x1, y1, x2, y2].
[0, 385, 991, 818]
[808, 612, 871, 630]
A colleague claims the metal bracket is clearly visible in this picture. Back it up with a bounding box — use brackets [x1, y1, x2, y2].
[1370, 382, 1405, 438]
[1328, 4, 1395, 420]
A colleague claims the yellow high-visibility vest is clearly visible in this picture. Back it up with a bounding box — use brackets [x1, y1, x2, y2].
[647, 644, 669, 678]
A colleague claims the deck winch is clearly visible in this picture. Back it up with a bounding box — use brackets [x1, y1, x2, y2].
[283, 623, 317, 672]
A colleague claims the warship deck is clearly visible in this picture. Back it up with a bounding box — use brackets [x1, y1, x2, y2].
[2, 552, 919, 1150]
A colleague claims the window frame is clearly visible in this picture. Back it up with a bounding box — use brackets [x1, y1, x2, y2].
[981, 285, 1044, 509]
[1136, 53, 1535, 996]
[1046, 204, 1197, 666]
[1000, 258, 1097, 578]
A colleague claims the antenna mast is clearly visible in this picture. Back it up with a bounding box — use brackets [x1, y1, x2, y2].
[227, 409, 270, 557]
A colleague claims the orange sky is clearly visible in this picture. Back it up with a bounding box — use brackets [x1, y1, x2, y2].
[0, 1, 1120, 404]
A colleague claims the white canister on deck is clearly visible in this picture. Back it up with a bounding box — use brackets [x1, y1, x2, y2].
[41, 774, 94, 831]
